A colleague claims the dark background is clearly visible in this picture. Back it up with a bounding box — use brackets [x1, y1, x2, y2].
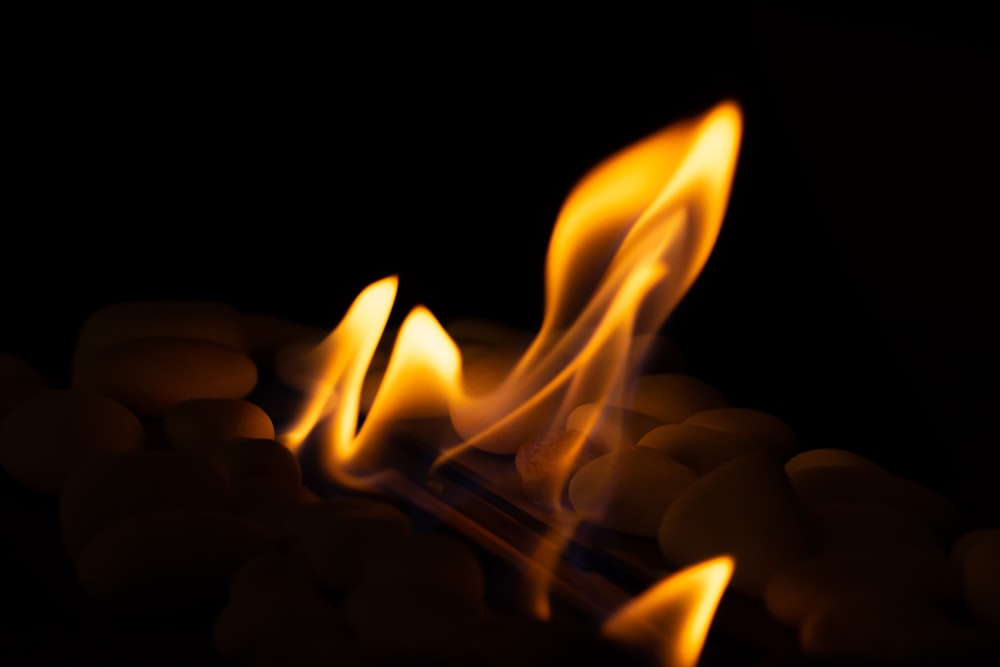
[5, 5, 998, 527]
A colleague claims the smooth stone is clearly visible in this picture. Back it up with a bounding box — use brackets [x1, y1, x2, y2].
[786, 464, 962, 544]
[0, 388, 145, 495]
[624, 373, 728, 424]
[658, 452, 814, 598]
[459, 342, 527, 396]
[951, 527, 1000, 629]
[569, 446, 696, 538]
[207, 436, 302, 486]
[637, 423, 763, 475]
[73, 300, 247, 368]
[810, 501, 943, 553]
[799, 589, 983, 664]
[784, 447, 884, 475]
[565, 403, 663, 456]
[515, 429, 593, 508]
[0, 352, 48, 421]
[682, 407, 797, 458]
[213, 552, 347, 664]
[163, 398, 275, 452]
[762, 545, 962, 627]
[72, 336, 258, 418]
[60, 449, 230, 561]
[75, 509, 275, 608]
[282, 497, 413, 591]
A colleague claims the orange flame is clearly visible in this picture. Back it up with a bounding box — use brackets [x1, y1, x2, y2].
[602, 556, 734, 667]
[279, 100, 743, 636]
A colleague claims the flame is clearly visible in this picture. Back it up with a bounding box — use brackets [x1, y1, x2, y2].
[279, 100, 743, 631]
[602, 556, 734, 667]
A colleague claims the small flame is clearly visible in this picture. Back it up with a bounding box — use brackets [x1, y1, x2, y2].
[602, 555, 734, 667]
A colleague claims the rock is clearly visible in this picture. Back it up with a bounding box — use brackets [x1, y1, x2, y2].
[164, 398, 275, 452]
[565, 403, 663, 456]
[0, 388, 145, 495]
[515, 429, 593, 508]
[637, 423, 762, 475]
[784, 447, 883, 475]
[624, 373, 728, 424]
[569, 446, 696, 538]
[682, 407, 797, 459]
[73, 300, 247, 368]
[786, 463, 962, 544]
[72, 336, 258, 418]
[658, 452, 813, 598]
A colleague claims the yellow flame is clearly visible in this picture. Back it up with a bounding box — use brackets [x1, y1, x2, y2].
[279, 100, 743, 632]
[281, 275, 397, 464]
[602, 556, 734, 667]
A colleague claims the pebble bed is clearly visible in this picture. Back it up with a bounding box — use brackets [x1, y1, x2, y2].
[1, 300, 998, 666]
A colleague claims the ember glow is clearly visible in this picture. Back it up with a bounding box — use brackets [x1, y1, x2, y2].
[279, 100, 743, 662]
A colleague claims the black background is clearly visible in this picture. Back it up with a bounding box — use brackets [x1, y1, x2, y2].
[3, 0, 999, 605]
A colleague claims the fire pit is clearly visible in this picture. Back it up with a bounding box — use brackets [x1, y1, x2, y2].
[3, 95, 998, 666]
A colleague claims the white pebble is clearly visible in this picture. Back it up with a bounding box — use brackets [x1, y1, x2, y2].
[658, 452, 813, 598]
[72, 336, 258, 418]
[208, 436, 302, 486]
[0, 388, 145, 495]
[565, 403, 663, 456]
[637, 423, 761, 475]
[683, 407, 797, 458]
[163, 398, 275, 452]
[786, 463, 962, 544]
[624, 373, 728, 424]
[515, 429, 593, 508]
[568, 446, 696, 538]
[784, 447, 883, 475]
[73, 300, 248, 368]
[459, 343, 527, 396]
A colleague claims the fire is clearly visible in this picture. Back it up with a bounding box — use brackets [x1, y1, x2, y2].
[602, 556, 735, 667]
[279, 100, 743, 657]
